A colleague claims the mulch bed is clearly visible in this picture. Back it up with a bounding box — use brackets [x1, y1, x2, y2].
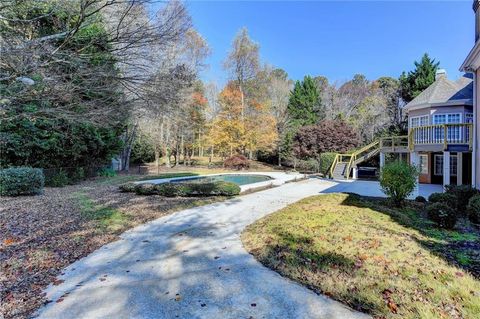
[0, 178, 219, 319]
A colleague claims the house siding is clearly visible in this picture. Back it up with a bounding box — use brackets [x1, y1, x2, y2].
[476, 71, 480, 188]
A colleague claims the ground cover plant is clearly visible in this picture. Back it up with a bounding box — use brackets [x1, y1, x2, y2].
[0, 173, 224, 319]
[120, 180, 241, 197]
[242, 193, 480, 319]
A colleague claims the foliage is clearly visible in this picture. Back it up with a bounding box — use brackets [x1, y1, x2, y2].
[428, 193, 457, 209]
[293, 121, 359, 171]
[46, 169, 71, 187]
[399, 53, 440, 102]
[426, 203, 457, 229]
[224, 154, 250, 170]
[445, 185, 479, 213]
[379, 161, 419, 206]
[129, 181, 240, 197]
[99, 167, 117, 177]
[415, 196, 427, 203]
[130, 134, 156, 164]
[1, 115, 123, 170]
[119, 182, 137, 193]
[467, 195, 480, 224]
[287, 76, 323, 127]
[0, 167, 44, 196]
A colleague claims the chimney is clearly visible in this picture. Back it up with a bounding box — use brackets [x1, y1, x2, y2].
[475, 0, 480, 41]
[435, 69, 447, 80]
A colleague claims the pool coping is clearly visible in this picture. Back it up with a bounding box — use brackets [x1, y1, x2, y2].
[134, 172, 307, 194]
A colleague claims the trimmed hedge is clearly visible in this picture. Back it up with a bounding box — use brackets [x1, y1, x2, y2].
[0, 167, 45, 196]
[428, 193, 457, 209]
[445, 185, 479, 213]
[467, 195, 480, 224]
[120, 181, 241, 197]
[426, 202, 457, 229]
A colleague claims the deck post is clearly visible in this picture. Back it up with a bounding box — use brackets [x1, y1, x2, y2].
[379, 152, 385, 169]
[443, 151, 451, 189]
[410, 152, 420, 198]
[457, 152, 463, 186]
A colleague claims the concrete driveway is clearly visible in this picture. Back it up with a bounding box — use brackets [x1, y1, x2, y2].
[35, 178, 401, 319]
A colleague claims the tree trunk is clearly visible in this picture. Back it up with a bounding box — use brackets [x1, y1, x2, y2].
[155, 149, 161, 174]
[278, 145, 282, 167]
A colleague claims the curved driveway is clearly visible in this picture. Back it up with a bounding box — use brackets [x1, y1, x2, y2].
[36, 178, 374, 319]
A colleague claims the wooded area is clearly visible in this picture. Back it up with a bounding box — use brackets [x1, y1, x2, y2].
[0, 0, 441, 175]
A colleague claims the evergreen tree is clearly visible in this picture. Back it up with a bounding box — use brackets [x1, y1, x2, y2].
[287, 76, 324, 127]
[399, 53, 440, 102]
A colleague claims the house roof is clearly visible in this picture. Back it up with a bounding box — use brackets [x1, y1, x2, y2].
[404, 74, 473, 112]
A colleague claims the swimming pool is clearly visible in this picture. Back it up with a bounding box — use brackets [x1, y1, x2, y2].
[171, 174, 272, 186]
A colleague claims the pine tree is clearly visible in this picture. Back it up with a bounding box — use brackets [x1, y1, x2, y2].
[399, 53, 440, 102]
[287, 76, 323, 127]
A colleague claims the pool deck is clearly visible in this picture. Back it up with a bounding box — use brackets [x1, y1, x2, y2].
[135, 172, 307, 193]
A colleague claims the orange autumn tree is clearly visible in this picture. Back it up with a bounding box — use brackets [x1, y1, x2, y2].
[208, 82, 278, 158]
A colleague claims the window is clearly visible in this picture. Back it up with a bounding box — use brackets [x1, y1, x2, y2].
[434, 155, 443, 176]
[419, 154, 428, 174]
[410, 115, 429, 128]
[433, 114, 446, 125]
[450, 155, 457, 176]
[433, 113, 462, 142]
[466, 113, 474, 123]
[447, 113, 461, 124]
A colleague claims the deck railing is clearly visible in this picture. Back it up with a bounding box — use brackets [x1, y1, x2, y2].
[379, 136, 409, 150]
[408, 123, 473, 150]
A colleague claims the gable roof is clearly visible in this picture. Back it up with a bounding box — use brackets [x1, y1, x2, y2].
[404, 75, 473, 112]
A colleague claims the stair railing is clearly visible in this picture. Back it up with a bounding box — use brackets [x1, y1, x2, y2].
[344, 140, 380, 179]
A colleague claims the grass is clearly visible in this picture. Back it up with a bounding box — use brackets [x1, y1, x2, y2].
[242, 193, 480, 319]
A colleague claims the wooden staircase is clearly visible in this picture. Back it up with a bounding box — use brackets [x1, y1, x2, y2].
[329, 141, 380, 180]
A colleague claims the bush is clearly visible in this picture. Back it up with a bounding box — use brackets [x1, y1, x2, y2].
[379, 161, 419, 206]
[127, 181, 241, 197]
[415, 196, 427, 203]
[99, 167, 117, 177]
[426, 203, 457, 229]
[445, 185, 479, 213]
[0, 167, 45, 196]
[119, 182, 137, 193]
[46, 169, 71, 187]
[70, 167, 85, 183]
[224, 155, 249, 170]
[134, 183, 157, 195]
[428, 193, 457, 209]
[467, 195, 480, 224]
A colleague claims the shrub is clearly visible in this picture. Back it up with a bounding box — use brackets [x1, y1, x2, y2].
[467, 195, 480, 224]
[445, 185, 479, 213]
[134, 183, 157, 195]
[99, 167, 117, 177]
[224, 155, 249, 170]
[70, 167, 85, 183]
[46, 169, 71, 187]
[379, 161, 419, 206]
[182, 181, 240, 196]
[415, 196, 427, 203]
[0, 167, 44, 196]
[426, 203, 457, 229]
[128, 181, 241, 197]
[428, 193, 457, 209]
[119, 182, 137, 193]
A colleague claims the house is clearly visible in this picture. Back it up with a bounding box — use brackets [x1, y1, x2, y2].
[332, 70, 475, 191]
[401, 70, 474, 187]
[460, 0, 480, 189]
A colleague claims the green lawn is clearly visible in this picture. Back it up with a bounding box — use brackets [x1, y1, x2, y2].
[242, 193, 480, 319]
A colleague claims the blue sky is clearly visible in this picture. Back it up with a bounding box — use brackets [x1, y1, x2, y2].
[180, 1, 474, 84]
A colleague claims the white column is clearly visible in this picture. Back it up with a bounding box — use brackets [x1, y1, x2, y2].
[457, 153, 463, 186]
[443, 151, 450, 189]
[352, 166, 358, 179]
[410, 152, 420, 198]
[380, 152, 385, 169]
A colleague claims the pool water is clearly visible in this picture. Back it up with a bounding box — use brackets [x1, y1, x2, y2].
[172, 174, 272, 186]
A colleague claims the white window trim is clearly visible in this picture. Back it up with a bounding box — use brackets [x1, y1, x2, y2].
[434, 154, 443, 176]
[410, 115, 429, 128]
[433, 113, 462, 124]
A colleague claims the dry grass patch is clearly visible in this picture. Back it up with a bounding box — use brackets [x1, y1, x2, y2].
[242, 193, 480, 319]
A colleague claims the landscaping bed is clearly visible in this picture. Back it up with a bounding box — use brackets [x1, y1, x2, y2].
[0, 173, 223, 319]
[242, 193, 480, 319]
